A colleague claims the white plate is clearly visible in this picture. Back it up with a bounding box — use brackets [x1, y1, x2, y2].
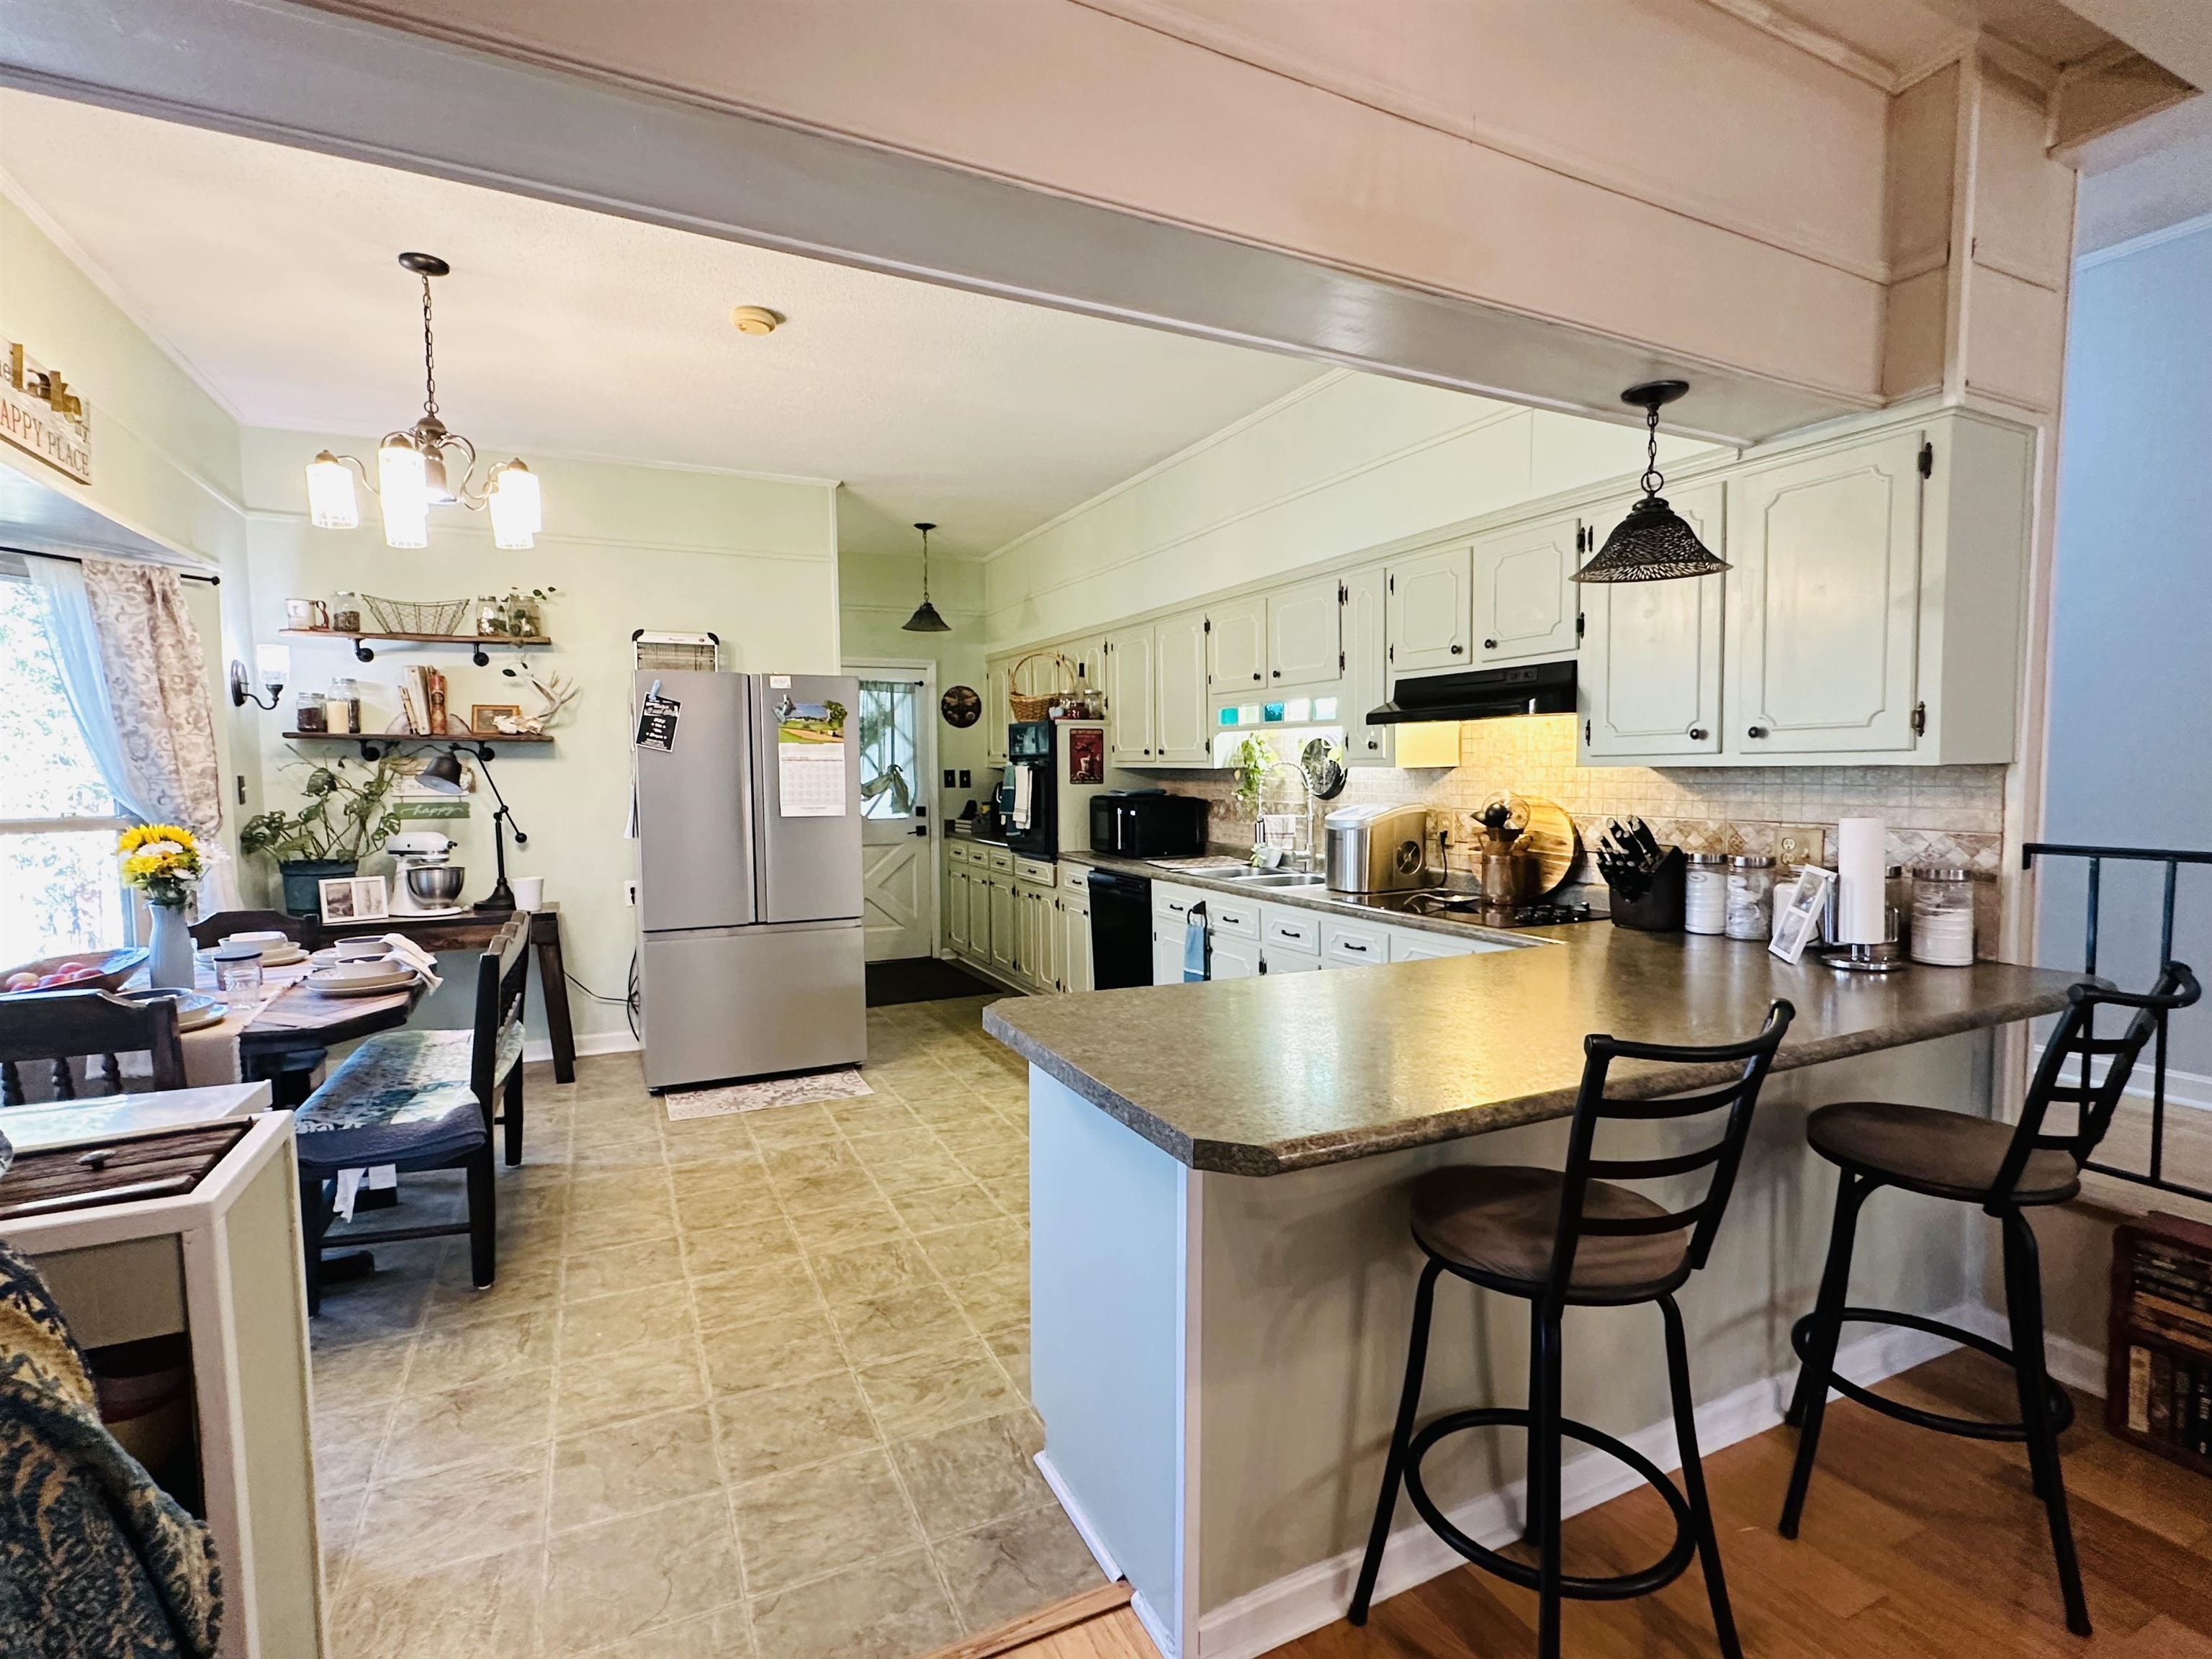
[307, 966, 416, 997]
[256, 946, 309, 967]
[122, 988, 227, 1032]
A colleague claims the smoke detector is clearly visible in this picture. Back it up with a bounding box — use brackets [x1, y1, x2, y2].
[729, 306, 782, 336]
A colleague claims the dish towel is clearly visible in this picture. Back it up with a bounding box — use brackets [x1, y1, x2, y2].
[1182, 902, 1209, 982]
[1009, 765, 1033, 830]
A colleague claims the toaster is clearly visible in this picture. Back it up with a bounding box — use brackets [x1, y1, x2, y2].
[1324, 803, 1432, 893]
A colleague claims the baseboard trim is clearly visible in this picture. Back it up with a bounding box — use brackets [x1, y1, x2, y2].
[1192, 1300, 1984, 1659]
[523, 1030, 639, 1066]
[1039, 1450, 1184, 1657]
[1950, 1301, 2108, 1399]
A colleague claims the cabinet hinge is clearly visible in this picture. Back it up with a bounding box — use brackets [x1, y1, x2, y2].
[1388, 644, 1395, 663]
[1585, 718, 1592, 745]
[1911, 700, 1927, 737]
[1202, 616, 1211, 634]
[1339, 649, 1346, 672]
[1388, 574, 1395, 594]
[1918, 441, 1933, 480]
[1338, 582, 1346, 604]
[1575, 612, 1586, 639]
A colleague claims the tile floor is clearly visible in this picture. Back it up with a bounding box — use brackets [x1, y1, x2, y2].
[310, 994, 1102, 1659]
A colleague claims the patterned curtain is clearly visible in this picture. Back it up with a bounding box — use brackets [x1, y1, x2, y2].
[77, 558, 236, 909]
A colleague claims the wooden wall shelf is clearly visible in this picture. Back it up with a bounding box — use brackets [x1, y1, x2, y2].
[280, 731, 554, 760]
[279, 629, 552, 665]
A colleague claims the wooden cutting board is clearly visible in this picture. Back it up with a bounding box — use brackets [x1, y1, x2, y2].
[1519, 796, 1580, 896]
[0, 1120, 248, 1221]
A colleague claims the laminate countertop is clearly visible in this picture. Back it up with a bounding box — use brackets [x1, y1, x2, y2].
[981, 927, 2089, 1175]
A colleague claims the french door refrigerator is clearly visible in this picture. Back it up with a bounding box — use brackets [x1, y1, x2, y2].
[634, 670, 866, 1091]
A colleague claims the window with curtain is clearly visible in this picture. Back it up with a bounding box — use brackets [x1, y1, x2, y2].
[0, 572, 129, 961]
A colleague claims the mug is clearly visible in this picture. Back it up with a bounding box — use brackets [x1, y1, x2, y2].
[511, 876, 545, 909]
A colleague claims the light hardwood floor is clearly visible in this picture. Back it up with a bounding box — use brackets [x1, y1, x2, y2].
[1270, 1348, 2212, 1658]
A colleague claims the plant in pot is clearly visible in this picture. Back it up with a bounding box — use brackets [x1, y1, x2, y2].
[117, 824, 205, 989]
[1228, 734, 1274, 853]
[240, 757, 405, 915]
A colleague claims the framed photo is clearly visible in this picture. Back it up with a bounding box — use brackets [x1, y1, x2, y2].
[318, 875, 390, 925]
[469, 703, 523, 734]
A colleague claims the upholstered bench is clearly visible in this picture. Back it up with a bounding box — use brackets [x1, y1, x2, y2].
[292, 920, 529, 1313]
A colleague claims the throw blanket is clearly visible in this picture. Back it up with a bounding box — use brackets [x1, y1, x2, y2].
[0, 1241, 221, 1657]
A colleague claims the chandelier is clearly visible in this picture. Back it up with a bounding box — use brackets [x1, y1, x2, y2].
[1571, 379, 1729, 584]
[304, 252, 541, 551]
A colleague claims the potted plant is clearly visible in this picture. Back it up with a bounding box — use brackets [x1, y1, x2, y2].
[478, 584, 559, 639]
[117, 824, 205, 989]
[241, 757, 405, 914]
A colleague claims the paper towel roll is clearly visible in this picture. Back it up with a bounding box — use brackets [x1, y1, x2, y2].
[1835, 817, 1887, 945]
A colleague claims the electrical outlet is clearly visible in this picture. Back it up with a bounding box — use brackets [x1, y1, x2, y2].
[943, 768, 956, 788]
[623, 880, 638, 906]
[1774, 824, 1827, 868]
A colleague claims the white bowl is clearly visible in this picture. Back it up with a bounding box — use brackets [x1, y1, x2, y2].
[314, 961, 406, 986]
[333, 938, 390, 961]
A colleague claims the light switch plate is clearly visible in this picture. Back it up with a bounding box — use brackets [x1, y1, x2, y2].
[1774, 824, 1827, 867]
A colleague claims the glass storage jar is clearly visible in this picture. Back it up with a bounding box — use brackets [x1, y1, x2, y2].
[1683, 853, 1729, 935]
[294, 691, 326, 734]
[1725, 854, 1774, 940]
[1910, 866, 1976, 966]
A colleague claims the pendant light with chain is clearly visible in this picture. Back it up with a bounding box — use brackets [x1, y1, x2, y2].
[304, 253, 541, 551]
[901, 522, 952, 633]
[1572, 379, 1729, 583]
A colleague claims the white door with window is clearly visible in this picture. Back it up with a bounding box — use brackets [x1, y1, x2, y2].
[850, 664, 937, 962]
[0, 571, 132, 964]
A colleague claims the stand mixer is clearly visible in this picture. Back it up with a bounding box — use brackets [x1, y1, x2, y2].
[387, 830, 467, 918]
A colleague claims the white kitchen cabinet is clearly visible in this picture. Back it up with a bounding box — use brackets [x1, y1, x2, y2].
[1152, 882, 1205, 986]
[1207, 595, 1267, 694]
[1068, 634, 1107, 696]
[1472, 509, 1583, 663]
[1208, 931, 1263, 979]
[1154, 609, 1211, 765]
[1061, 888, 1093, 993]
[1727, 429, 1925, 756]
[1023, 882, 1062, 992]
[968, 868, 992, 964]
[990, 876, 1017, 977]
[1581, 481, 1726, 761]
[1268, 575, 1343, 690]
[945, 857, 971, 955]
[1104, 626, 1156, 763]
[985, 656, 1011, 767]
[1259, 904, 1322, 974]
[1390, 929, 1512, 961]
[1386, 544, 1473, 674]
[1340, 563, 1393, 765]
[1320, 914, 1392, 969]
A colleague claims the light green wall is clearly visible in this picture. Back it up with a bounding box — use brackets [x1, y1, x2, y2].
[242, 428, 840, 1043]
[838, 542, 994, 823]
[0, 192, 258, 858]
[981, 369, 1718, 649]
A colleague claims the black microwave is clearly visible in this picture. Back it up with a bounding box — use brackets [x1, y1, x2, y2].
[1090, 791, 1209, 858]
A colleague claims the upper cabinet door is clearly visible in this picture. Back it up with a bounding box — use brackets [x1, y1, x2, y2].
[1104, 626, 1155, 762]
[985, 657, 1010, 765]
[1269, 576, 1343, 690]
[1728, 431, 1925, 755]
[1581, 482, 1725, 760]
[1068, 634, 1107, 694]
[1385, 544, 1472, 673]
[1340, 565, 1393, 765]
[1472, 510, 1583, 662]
[1154, 610, 1210, 765]
[1207, 596, 1267, 693]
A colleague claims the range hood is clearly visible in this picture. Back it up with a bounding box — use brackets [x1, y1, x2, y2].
[1366, 660, 1577, 725]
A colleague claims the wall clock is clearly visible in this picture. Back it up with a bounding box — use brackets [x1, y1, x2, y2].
[940, 685, 981, 729]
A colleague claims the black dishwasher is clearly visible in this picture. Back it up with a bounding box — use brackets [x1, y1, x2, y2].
[1086, 868, 1154, 989]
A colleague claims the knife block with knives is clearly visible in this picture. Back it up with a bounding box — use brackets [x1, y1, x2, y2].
[1597, 817, 1687, 932]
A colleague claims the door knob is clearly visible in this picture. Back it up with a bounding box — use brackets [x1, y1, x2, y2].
[1687, 726, 1708, 741]
[1747, 725, 1768, 739]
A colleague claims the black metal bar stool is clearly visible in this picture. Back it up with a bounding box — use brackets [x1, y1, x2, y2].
[1779, 962, 2200, 1637]
[1350, 1001, 1795, 1659]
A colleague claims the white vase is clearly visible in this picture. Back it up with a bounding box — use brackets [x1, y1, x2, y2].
[148, 902, 196, 990]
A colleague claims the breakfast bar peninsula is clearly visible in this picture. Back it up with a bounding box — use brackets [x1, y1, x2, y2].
[984, 927, 2084, 1659]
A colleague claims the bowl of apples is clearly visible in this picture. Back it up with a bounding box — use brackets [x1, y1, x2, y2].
[1, 948, 150, 997]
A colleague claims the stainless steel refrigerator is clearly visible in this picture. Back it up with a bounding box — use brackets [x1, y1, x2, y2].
[634, 670, 866, 1091]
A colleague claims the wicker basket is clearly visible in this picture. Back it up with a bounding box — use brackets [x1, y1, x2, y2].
[1007, 652, 1075, 721]
[361, 594, 473, 637]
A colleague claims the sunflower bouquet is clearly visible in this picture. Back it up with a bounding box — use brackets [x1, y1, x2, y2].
[118, 824, 205, 910]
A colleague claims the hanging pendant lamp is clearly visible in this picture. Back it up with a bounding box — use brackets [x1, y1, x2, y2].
[1573, 380, 1730, 583]
[901, 521, 952, 633]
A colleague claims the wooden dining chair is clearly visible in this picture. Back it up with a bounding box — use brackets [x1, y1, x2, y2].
[189, 909, 304, 949]
[0, 990, 186, 1105]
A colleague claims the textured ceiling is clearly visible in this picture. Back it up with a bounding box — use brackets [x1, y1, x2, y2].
[0, 90, 1323, 559]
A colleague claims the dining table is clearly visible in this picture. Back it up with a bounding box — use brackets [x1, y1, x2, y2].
[168, 953, 428, 1108]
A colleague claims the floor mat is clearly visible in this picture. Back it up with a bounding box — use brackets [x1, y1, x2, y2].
[866, 956, 1004, 1006]
[662, 1066, 873, 1120]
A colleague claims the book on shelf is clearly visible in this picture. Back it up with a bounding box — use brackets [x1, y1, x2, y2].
[2116, 1212, 2212, 1462]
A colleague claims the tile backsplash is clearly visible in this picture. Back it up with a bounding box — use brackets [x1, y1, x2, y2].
[1153, 714, 2006, 878]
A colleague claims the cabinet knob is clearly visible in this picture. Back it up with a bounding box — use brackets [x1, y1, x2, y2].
[1454, 643, 1467, 655]
[1478, 640, 1492, 652]
[1747, 725, 1768, 739]
[1367, 739, 1379, 750]
[1687, 726, 1708, 741]
[1271, 670, 1280, 678]
[1251, 672, 1262, 681]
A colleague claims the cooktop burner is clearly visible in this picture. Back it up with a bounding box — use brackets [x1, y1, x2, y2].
[1385, 891, 1601, 929]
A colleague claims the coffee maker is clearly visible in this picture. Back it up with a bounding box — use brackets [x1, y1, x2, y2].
[387, 830, 467, 918]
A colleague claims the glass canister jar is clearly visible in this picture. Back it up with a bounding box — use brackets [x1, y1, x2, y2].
[1910, 866, 1976, 966]
[294, 690, 326, 734]
[1683, 853, 1729, 935]
[1725, 854, 1775, 940]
